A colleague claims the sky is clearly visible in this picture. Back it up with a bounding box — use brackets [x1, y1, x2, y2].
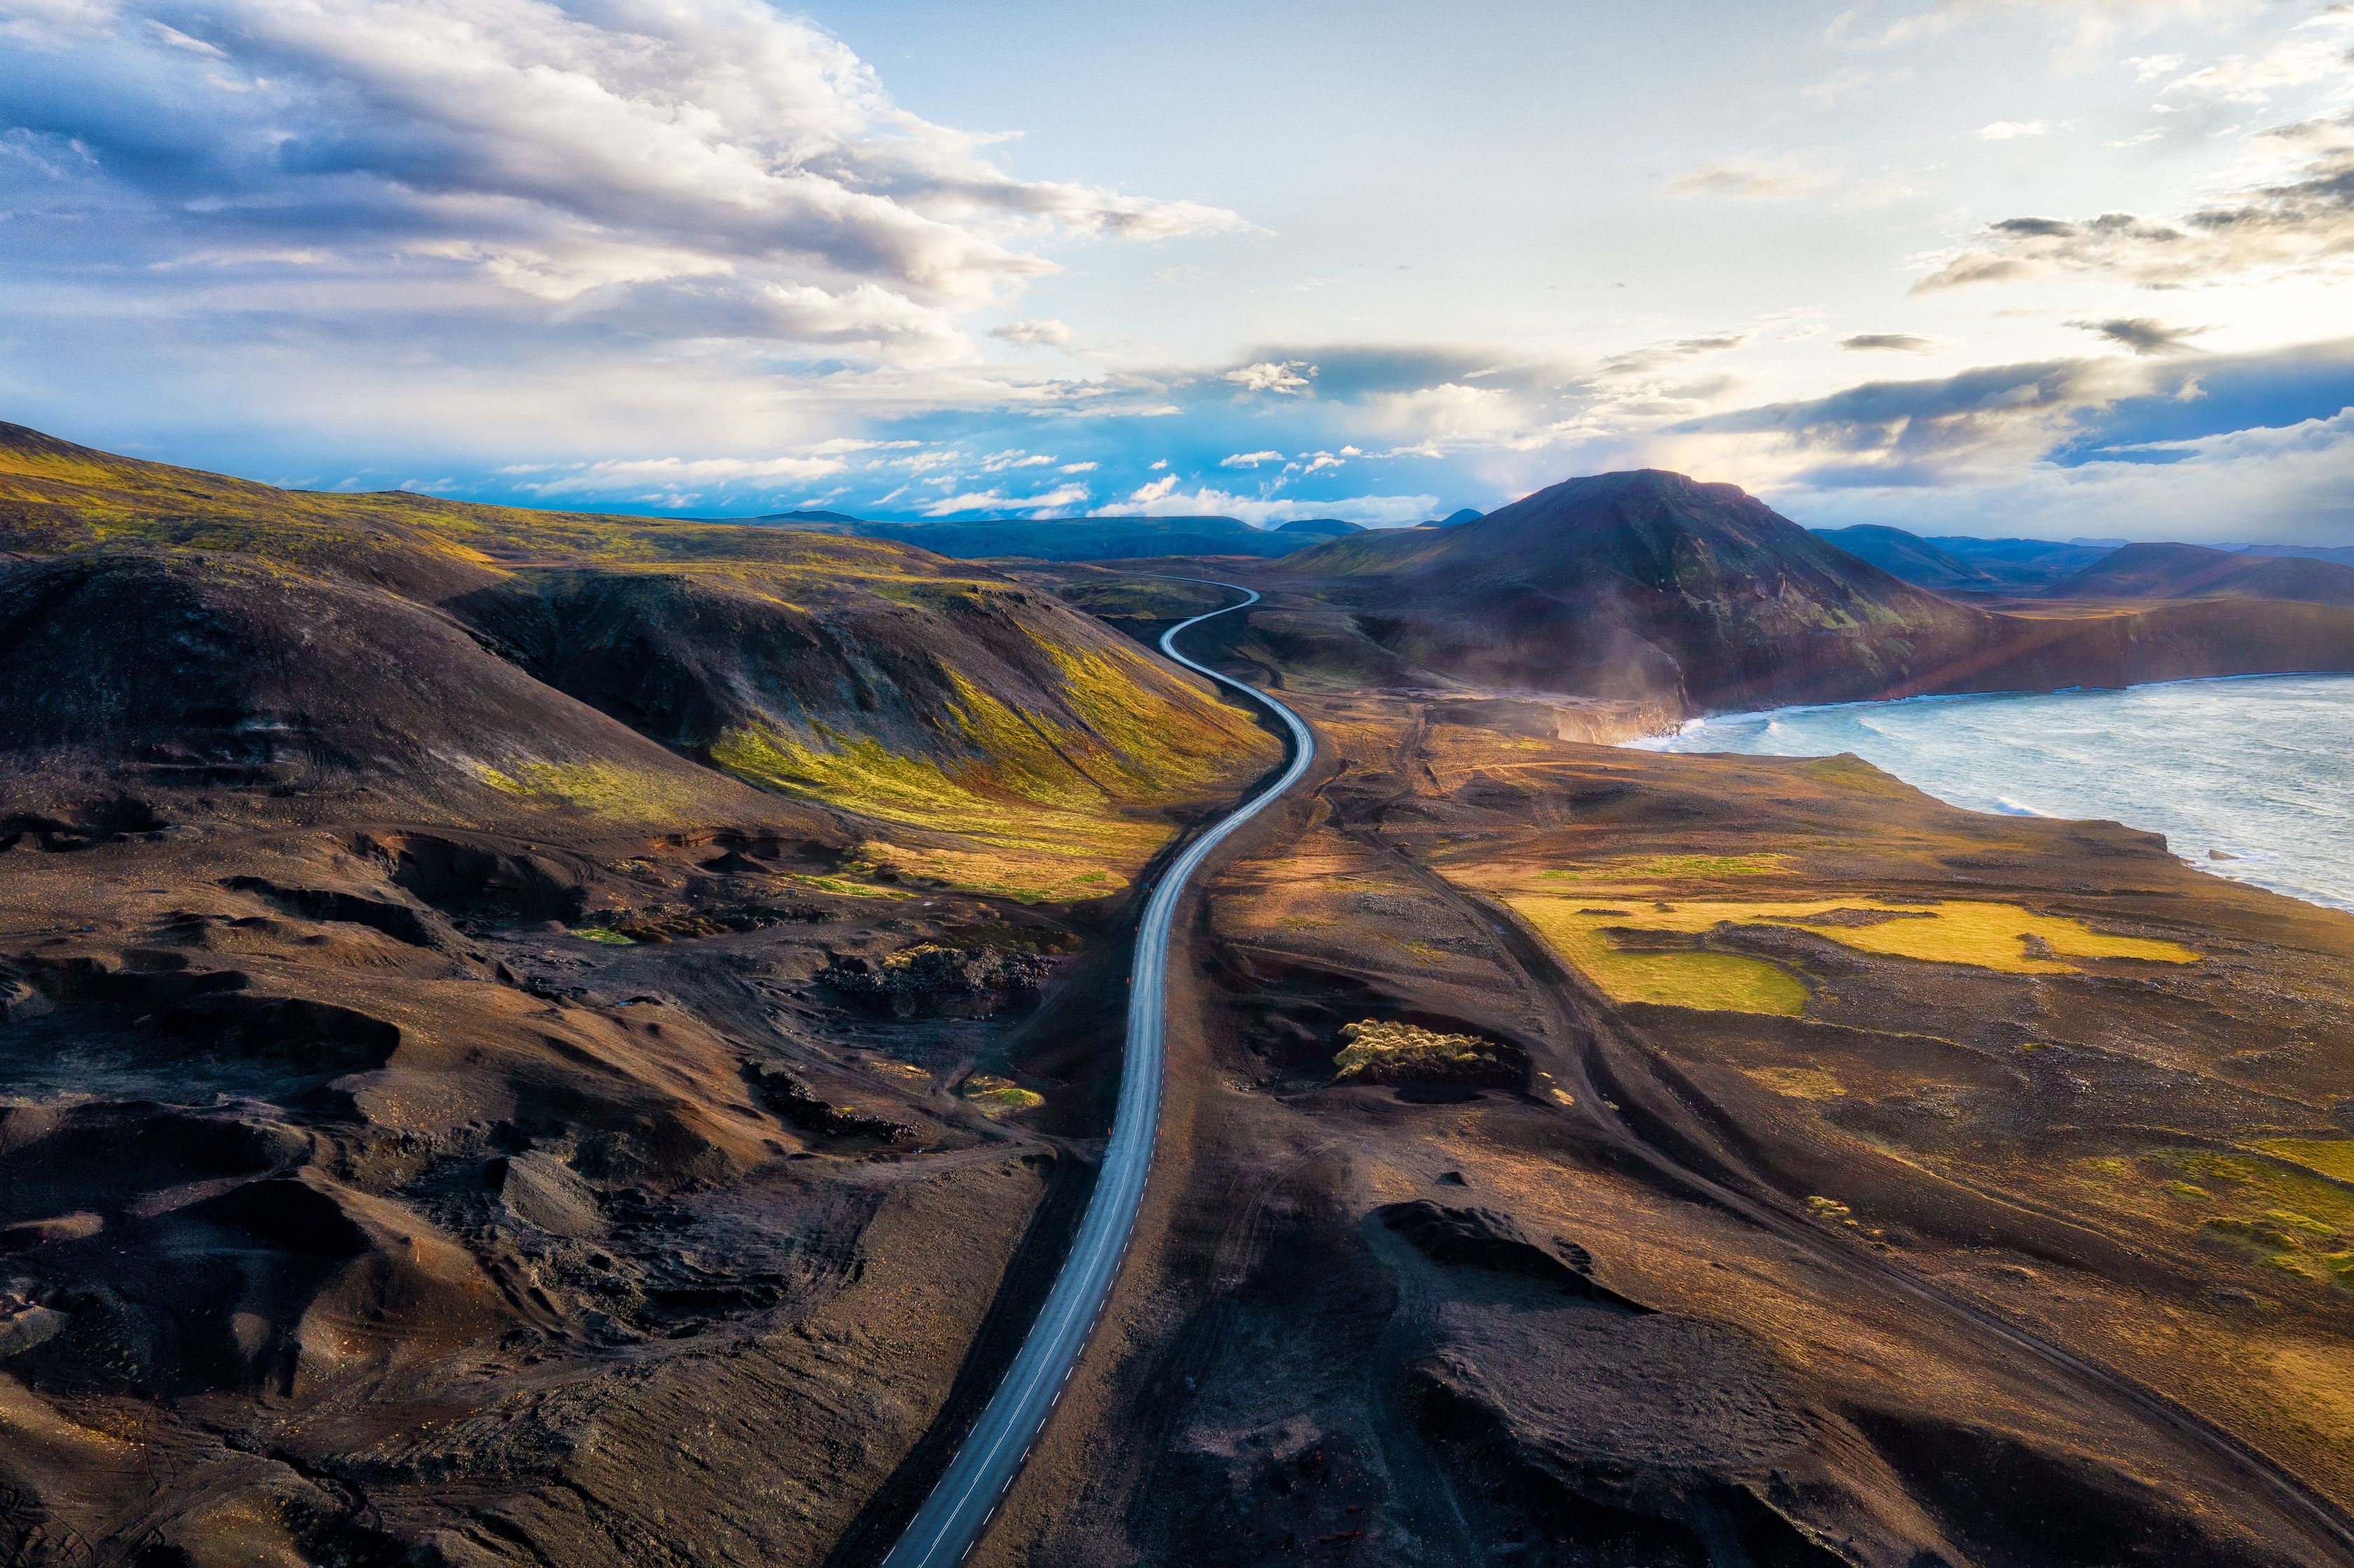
[7, 1, 2354, 541]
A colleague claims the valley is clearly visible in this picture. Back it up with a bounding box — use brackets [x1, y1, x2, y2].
[3, 424, 2353, 1566]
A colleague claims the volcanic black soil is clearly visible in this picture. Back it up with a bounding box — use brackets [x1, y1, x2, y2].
[10, 424, 2354, 1567]
[964, 673, 2354, 1568]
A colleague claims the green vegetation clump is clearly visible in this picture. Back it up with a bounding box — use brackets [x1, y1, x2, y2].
[1333, 1020, 1515, 1084]
[1505, 892, 2196, 1015]
[1745, 1065, 1845, 1100]
[1543, 853, 1792, 881]
[2257, 1139, 2354, 1182]
[2137, 1148, 2354, 1292]
[569, 926, 635, 946]
[1505, 899, 1808, 1016]
[960, 1075, 1044, 1118]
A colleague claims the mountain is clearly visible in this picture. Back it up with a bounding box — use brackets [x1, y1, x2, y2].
[1921, 534, 2118, 587]
[1433, 507, 1484, 526]
[0, 421, 1290, 1562]
[2045, 541, 2354, 607]
[1274, 470, 1987, 709]
[2236, 542, 2354, 567]
[763, 512, 1319, 560]
[1274, 517, 1364, 538]
[1, 549, 783, 829]
[1809, 524, 1997, 591]
[1809, 524, 2116, 590]
[0, 423, 1276, 895]
[753, 507, 862, 524]
[1263, 469, 2354, 715]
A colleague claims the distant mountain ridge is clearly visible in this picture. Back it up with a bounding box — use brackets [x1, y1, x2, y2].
[758, 511, 1364, 561]
[2043, 542, 2354, 608]
[1262, 469, 2354, 714]
[1274, 470, 1986, 708]
[1811, 525, 2114, 589]
[1813, 522, 2354, 598]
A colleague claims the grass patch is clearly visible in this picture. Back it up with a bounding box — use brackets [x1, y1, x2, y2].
[960, 1075, 1043, 1118]
[568, 926, 635, 946]
[1745, 1065, 1846, 1100]
[1332, 1020, 1512, 1082]
[475, 760, 716, 822]
[1543, 853, 1791, 881]
[1505, 899, 1807, 1015]
[1506, 894, 2194, 1010]
[2257, 1139, 2354, 1182]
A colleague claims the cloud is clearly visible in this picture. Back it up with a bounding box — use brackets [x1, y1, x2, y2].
[1662, 158, 1823, 200]
[1978, 120, 2051, 140]
[919, 482, 1092, 517]
[0, 0, 1248, 363]
[1831, 1, 2255, 64]
[1780, 406, 2354, 544]
[1099, 482, 1437, 526]
[2154, 10, 2354, 104]
[1669, 358, 2158, 484]
[2069, 316, 2209, 355]
[1919, 76, 2354, 292]
[1602, 332, 1749, 377]
[1841, 332, 1942, 352]
[507, 451, 849, 503]
[1219, 449, 1283, 468]
[1223, 360, 1317, 395]
[991, 318, 1073, 348]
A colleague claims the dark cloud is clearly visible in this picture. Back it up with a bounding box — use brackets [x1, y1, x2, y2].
[2068, 317, 2208, 356]
[1601, 333, 1748, 377]
[1916, 115, 2354, 291]
[1840, 333, 1939, 352]
[1673, 359, 2154, 484]
[0, 0, 1244, 355]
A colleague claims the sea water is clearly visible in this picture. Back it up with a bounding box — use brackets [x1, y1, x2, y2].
[1641, 673, 2354, 913]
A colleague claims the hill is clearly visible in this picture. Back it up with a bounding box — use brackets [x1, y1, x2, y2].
[1809, 524, 2116, 591]
[2045, 541, 2354, 608]
[1810, 524, 1999, 590]
[1274, 470, 1988, 709]
[0, 423, 1289, 1562]
[0, 423, 1279, 897]
[1253, 470, 2354, 716]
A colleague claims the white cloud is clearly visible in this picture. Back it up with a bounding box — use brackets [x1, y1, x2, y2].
[1663, 157, 1824, 200]
[1127, 474, 1180, 504]
[919, 482, 1092, 517]
[2154, 10, 2354, 104]
[991, 318, 1073, 348]
[1979, 120, 2051, 140]
[0, 0, 1248, 365]
[1099, 482, 1437, 526]
[1223, 360, 1317, 395]
[1059, 460, 1097, 472]
[513, 452, 848, 498]
[1918, 110, 2354, 290]
[1219, 449, 1283, 468]
[1833, 1, 2257, 67]
[1783, 408, 2354, 544]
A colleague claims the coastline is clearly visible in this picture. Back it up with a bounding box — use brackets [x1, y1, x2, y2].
[1627, 672, 2354, 915]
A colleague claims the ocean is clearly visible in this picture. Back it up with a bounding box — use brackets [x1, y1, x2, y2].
[1641, 673, 2354, 913]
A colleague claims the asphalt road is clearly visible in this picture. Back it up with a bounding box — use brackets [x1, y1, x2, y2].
[879, 580, 1313, 1568]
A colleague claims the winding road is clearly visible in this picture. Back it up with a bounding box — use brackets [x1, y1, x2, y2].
[879, 580, 1312, 1568]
